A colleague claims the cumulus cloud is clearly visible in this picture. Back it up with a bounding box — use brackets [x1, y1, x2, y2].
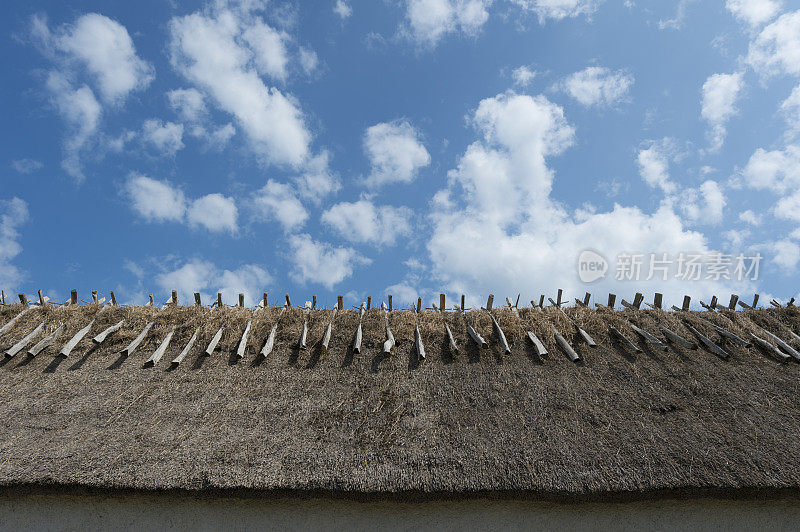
[299, 47, 319, 75]
[334, 0, 352, 19]
[739, 209, 762, 225]
[124, 174, 237, 233]
[44, 72, 102, 181]
[636, 139, 679, 195]
[427, 91, 749, 303]
[142, 119, 185, 155]
[0, 198, 30, 291]
[746, 10, 800, 77]
[31, 13, 152, 180]
[740, 144, 800, 192]
[363, 120, 430, 187]
[726, 0, 782, 27]
[321, 200, 413, 245]
[156, 259, 272, 306]
[678, 180, 726, 225]
[168, 88, 207, 122]
[32, 13, 154, 104]
[187, 194, 238, 233]
[511, 0, 602, 23]
[124, 174, 187, 223]
[511, 65, 537, 87]
[701, 72, 744, 152]
[11, 159, 43, 174]
[288, 234, 370, 289]
[402, 0, 490, 47]
[169, 1, 312, 167]
[251, 179, 308, 232]
[658, 0, 697, 30]
[770, 239, 800, 271]
[781, 84, 800, 138]
[293, 151, 341, 203]
[561, 66, 634, 107]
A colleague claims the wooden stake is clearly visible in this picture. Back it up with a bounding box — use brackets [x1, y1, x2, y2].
[92, 290, 98, 304]
[322, 308, 336, 350]
[683, 323, 730, 359]
[5, 321, 46, 357]
[238, 293, 245, 308]
[337, 295, 343, 310]
[285, 294, 292, 308]
[0, 307, 31, 338]
[110, 291, 117, 305]
[749, 332, 790, 362]
[609, 325, 642, 353]
[59, 320, 95, 357]
[145, 326, 176, 366]
[382, 303, 395, 354]
[263, 293, 268, 308]
[461, 294, 465, 311]
[70, 290, 77, 306]
[217, 293, 223, 308]
[28, 324, 64, 357]
[172, 327, 199, 365]
[123, 322, 153, 356]
[18, 294, 28, 307]
[554, 330, 580, 362]
[415, 326, 426, 360]
[205, 327, 223, 355]
[367, 296, 371, 310]
[630, 323, 668, 351]
[488, 313, 511, 354]
[92, 320, 124, 345]
[312, 295, 317, 310]
[38, 290, 46, 306]
[195, 293, 201, 306]
[261, 307, 286, 358]
[388, 295, 392, 311]
[237, 320, 252, 358]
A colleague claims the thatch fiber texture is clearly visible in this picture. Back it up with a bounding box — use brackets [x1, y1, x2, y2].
[0, 303, 799, 498]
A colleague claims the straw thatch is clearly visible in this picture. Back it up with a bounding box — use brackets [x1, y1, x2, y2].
[0, 302, 799, 500]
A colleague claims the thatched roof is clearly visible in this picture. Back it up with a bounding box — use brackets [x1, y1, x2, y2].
[0, 300, 799, 501]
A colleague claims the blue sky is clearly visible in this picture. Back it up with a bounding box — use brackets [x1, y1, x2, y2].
[2, 0, 800, 308]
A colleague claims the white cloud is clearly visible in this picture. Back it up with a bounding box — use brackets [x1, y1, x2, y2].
[0, 198, 30, 291]
[252, 179, 308, 232]
[124, 174, 187, 223]
[726, 0, 782, 27]
[142, 119, 185, 155]
[678, 180, 726, 225]
[11, 159, 43, 174]
[774, 189, 800, 222]
[771, 239, 800, 271]
[322, 200, 413, 245]
[293, 151, 341, 203]
[658, 0, 697, 30]
[363, 120, 430, 187]
[746, 10, 800, 77]
[511, 65, 537, 87]
[781, 84, 800, 138]
[739, 209, 762, 225]
[384, 282, 419, 306]
[637, 139, 678, 195]
[243, 20, 290, 81]
[45, 72, 102, 181]
[427, 91, 750, 303]
[402, 0, 490, 47]
[741, 144, 800, 192]
[169, 2, 312, 167]
[561, 66, 634, 107]
[187, 193, 238, 233]
[299, 46, 319, 75]
[34, 13, 154, 104]
[156, 259, 272, 306]
[168, 88, 207, 122]
[288, 234, 370, 289]
[511, 0, 602, 23]
[701, 72, 744, 152]
[334, 0, 352, 19]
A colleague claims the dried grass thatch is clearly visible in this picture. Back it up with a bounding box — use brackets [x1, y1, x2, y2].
[0, 303, 798, 499]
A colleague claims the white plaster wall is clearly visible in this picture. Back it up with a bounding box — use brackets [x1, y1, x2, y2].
[0, 493, 799, 531]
